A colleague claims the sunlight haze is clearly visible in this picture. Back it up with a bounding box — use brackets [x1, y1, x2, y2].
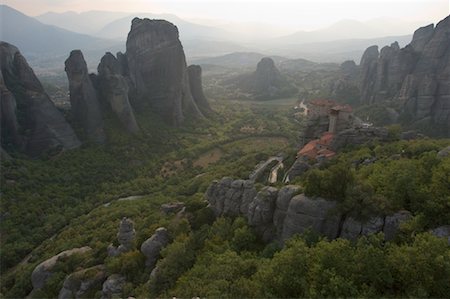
[4, 0, 448, 31]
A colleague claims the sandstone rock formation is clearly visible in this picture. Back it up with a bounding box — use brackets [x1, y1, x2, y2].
[30, 247, 92, 294]
[140, 227, 170, 268]
[101, 274, 125, 299]
[107, 217, 136, 257]
[282, 194, 341, 241]
[187, 64, 212, 115]
[359, 16, 450, 135]
[97, 52, 139, 133]
[125, 18, 203, 125]
[59, 18, 211, 136]
[340, 60, 358, 79]
[206, 177, 257, 217]
[232, 57, 297, 100]
[65, 50, 105, 143]
[247, 186, 278, 241]
[0, 42, 81, 156]
[58, 265, 106, 299]
[273, 186, 301, 236]
[383, 211, 412, 241]
[206, 177, 412, 242]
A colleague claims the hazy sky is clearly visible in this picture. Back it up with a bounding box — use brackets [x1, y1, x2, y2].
[4, 0, 449, 30]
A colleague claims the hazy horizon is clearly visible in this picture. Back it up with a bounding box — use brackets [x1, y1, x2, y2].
[3, 0, 449, 32]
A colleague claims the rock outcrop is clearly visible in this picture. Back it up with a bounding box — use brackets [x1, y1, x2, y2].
[0, 42, 81, 156]
[437, 145, 450, 158]
[206, 177, 412, 242]
[30, 247, 92, 294]
[97, 52, 139, 134]
[206, 177, 257, 217]
[187, 64, 212, 115]
[247, 186, 278, 241]
[430, 225, 450, 244]
[383, 211, 412, 241]
[58, 265, 106, 299]
[282, 195, 341, 241]
[65, 50, 105, 143]
[101, 274, 125, 299]
[232, 57, 297, 100]
[125, 18, 203, 125]
[59, 18, 211, 137]
[107, 218, 136, 257]
[273, 186, 301, 236]
[359, 16, 450, 135]
[140, 227, 170, 269]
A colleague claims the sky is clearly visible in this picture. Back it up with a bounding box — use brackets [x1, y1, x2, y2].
[3, 0, 449, 30]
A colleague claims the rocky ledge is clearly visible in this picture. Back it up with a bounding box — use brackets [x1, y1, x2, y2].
[206, 177, 413, 242]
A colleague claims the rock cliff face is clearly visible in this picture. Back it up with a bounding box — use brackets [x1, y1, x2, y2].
[97, 52, 139, 134]
[0, 42, 81, 156]
[359, 16, 450, 134]
[206, 177, 411, 242]
[65, 50, 106, 143]
[187, 64, 212, 115]
[125, 18, 203, 125]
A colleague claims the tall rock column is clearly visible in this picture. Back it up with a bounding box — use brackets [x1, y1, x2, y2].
[125, 18, 202, 126]
[359, 45, 379, 104]
[97, 52, 139, 134]
[65, 50, 105, 143]
[187, 64, 212, 115]
[107, 217, 136, 257]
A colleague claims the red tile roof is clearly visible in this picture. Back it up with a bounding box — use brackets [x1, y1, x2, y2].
[318, 132, 334, 146]
[298, 132, 336, 160]
[298, 140, 319, 159]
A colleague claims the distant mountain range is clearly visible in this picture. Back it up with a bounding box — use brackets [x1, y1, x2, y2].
[35, 10, 130, 35]
[274, 19, 423, 44]
[36, 10, 232, 41]
[0, 5, 118, 57]
[0, 4, 425, 71]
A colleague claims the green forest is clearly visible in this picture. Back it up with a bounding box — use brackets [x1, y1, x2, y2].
[1, 97, 449, 298]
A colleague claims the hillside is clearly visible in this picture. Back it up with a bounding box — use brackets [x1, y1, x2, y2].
[0, 5, 117, 57]
[36, 10, 130, 35]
